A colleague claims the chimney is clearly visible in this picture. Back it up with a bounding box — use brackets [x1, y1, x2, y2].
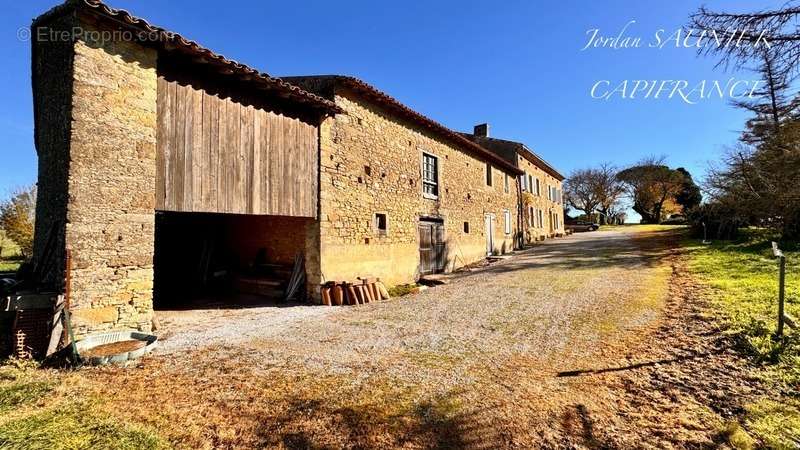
[473, 123, 489, 137]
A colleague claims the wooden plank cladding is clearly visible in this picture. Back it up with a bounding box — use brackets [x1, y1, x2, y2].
[156, 76, 319, 217]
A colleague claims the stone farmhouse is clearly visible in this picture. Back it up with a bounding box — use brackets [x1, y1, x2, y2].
[28, 0, 564, 337]
[281, 76, 523, 286]
[461, 127, 565, 244]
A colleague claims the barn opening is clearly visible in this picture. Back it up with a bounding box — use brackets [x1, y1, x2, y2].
[152, 61, 326, 310]
[153, 211, 313, 309]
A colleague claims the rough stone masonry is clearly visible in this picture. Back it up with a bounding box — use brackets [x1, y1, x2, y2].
[33, 12, 157, 337]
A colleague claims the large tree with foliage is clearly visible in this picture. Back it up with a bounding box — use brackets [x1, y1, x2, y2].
[616, 158, 685, 224]
[674, 168, 702, 212]
[0, 185, 36, 258]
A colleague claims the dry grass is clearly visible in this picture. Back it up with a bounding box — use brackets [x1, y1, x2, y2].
[0, 360, 165, 450]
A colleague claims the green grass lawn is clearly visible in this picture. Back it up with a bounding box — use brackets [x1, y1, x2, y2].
[0, 360, 166, 450]
[682, 228, 800, 448]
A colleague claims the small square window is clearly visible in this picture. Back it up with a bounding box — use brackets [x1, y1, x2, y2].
[375, 213, 387, 235]
[463, 221, 470, 233]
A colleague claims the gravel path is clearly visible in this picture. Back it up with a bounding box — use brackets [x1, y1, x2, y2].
[92, 227, 754, 448]
[155, 303, 336, 354]
[155, 228, 671, 383]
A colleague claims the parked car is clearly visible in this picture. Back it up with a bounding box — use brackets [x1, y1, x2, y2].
[566, 221, 600, 232]
[661, 214, 687, 225]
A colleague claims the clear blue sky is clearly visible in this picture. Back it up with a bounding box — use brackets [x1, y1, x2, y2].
[1, 0, 777, 218]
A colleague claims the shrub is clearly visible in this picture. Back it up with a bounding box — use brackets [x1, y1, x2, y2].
[687, 203, 748, 240]
[0, 186, 36, 259]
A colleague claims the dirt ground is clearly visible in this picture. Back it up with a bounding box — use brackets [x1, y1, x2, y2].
[76, 228, 765, 449]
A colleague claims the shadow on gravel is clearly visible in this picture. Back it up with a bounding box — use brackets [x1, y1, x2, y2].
[447, 231, 678, 281]
[255, 394, 504, 450]
[561, 404, 619, 449]
[556, 348, 723, 377]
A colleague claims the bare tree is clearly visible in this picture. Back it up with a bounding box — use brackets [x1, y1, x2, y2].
[690, 3, 800, 79]
[733, 51, 800, 144]
[690, 3, 800, 238]
[594, 163, 626, 225]
[563, 169, 601, 220]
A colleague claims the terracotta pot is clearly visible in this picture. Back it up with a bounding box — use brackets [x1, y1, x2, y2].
[346, 284, 358, 305]
[354, 285, 365, 304]
[332, 285, 344, 306]
[361, 284, 375, 303]
[321, 286, 332, 306]
[377, 282, 390, 300]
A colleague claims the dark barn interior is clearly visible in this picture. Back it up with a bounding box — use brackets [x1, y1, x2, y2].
[153, 211, 311, 309]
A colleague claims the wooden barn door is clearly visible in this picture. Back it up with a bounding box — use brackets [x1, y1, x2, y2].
[419, 219, 446, 275]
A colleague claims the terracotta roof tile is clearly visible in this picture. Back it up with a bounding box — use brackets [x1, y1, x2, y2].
[33, 0, 340, 114]
[460, 133, 564, 181]
[282, 75, 524, 175]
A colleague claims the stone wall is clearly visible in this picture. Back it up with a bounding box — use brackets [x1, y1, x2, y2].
[64, 19, 158, 337]
[224, 215, 313, 267]
[32, 14, 76, 289]
[318, 89, 520, 288]
[518, 156, 565, 243]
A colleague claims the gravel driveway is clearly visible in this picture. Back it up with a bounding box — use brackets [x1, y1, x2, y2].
[90, 227, 745, 449]
[156, 228, 666, 366]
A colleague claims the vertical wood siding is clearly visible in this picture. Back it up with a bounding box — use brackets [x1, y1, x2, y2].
[156, 77, 318, 217]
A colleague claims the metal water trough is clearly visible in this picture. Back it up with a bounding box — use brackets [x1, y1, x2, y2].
[75, 330, 158, 366]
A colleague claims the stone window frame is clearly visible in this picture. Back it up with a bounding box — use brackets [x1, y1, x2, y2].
[485, 163, 493, 187]
[503, 173, 509, 194]
[420, 150, 440, 200]
[374, 212, 388, 236]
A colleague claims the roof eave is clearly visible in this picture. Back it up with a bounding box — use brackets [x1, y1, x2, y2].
[328, 76, 523, 175]
[519, 144, 565, 181]
[32, 0, 342, 115]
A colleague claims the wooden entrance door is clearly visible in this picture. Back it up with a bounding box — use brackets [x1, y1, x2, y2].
[419, 220, 446, 275]
[485, 213, 495, 256]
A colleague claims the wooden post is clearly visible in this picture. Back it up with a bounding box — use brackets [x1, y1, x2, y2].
[773, 242, 786, 337]
[778, 253, 786, 337]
